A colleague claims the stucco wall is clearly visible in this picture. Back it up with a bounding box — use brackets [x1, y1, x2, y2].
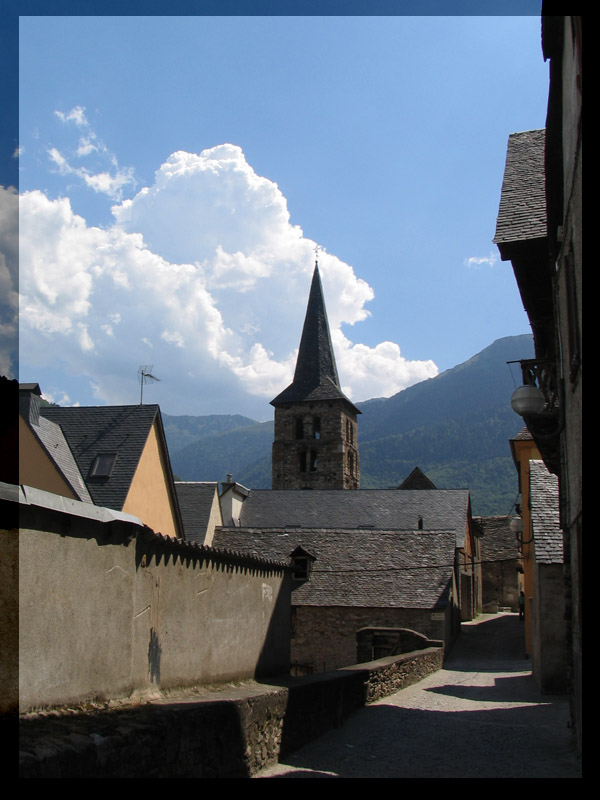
[18, 498, 290, 712]
[123, 421, 181, 539]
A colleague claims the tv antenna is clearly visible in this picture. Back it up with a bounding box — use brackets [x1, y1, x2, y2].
[138, 365, 161, 404]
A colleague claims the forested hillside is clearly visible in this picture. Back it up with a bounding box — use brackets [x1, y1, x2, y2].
[163, 334, 534, 515]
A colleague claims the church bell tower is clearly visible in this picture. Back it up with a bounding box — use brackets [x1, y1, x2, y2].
[271, 261, 360, 490]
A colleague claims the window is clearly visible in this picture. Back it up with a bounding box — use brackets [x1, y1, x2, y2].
[295, 417, 304, 439]
[346, 418, 354, 444]
[298, 449, 307, 472]
[290, 548, 315, 582]
[292, 556, 311, 581]
[313, 416, 321, 439]
[89, 452, 117, 478]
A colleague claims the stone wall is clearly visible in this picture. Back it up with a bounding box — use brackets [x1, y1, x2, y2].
[482, 559, 520, 612]
[19, 647, 443, 778]
[291, 605, 451, 673]
[14, 488, 290, 713]
[531, 562, 567, 693]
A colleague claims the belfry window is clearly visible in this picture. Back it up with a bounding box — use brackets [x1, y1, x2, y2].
[298, 449, 307, 472]
[346, 418, 354, 445]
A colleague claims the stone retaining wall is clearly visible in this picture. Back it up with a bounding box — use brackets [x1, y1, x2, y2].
[19, 646, 443, 778]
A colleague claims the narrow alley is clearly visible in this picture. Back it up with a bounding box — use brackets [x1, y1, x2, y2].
[254, 613, 581, 779]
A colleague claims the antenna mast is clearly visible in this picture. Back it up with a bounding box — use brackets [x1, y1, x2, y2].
[138, 365, 161, 404]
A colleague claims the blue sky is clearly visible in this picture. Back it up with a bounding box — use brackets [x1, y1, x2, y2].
[11, 10, 549, 419]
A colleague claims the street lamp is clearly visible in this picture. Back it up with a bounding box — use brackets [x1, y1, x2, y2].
[510, 384, 546, 415]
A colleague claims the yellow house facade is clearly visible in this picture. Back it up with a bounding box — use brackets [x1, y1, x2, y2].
[122, 419, 183, 540]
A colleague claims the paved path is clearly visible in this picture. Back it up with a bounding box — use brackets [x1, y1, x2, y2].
[254, 613, 581, 779]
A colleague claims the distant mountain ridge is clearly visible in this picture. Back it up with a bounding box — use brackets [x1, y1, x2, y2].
[163, 334, 534, 515]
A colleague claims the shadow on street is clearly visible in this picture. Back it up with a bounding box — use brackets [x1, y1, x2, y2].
[255, 613, 581, 779]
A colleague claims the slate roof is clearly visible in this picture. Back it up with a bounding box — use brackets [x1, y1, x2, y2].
[271, 265, 359, 413]
[511, 426, 534, 442]
[213, 527, 456, 609]
[39, 404, 167, 512]
[19, 385, 92, 503]
[474, 516, 521, 562]
[236, 489, 470, 545]
[398, 467, 437, 490]
[529, 459, 563, 564]
[175, 482, 219, 545]
[493, 129, 547, 253]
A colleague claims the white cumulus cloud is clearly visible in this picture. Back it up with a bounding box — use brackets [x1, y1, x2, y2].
[0, 185, 19, 376]
[19, 144, 438, 414]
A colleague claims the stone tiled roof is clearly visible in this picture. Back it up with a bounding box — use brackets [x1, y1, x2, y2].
[529, 459, 563, 564]
[511, 426, 534, 441]
[175, 482, 219, 545]
[19, 385, 92, 503]
[398, 467, 437, 490]
[213, 527, 456, 609]
[493, 129, 547, 251]
[474, 515, 520, 561]
[31, 415, 93, 503]
[237, 489, 470, 544]
[271, 265, 359, 412]
[40, 404, 164, 512]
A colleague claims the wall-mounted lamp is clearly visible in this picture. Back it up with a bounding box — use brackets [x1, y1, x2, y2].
[509, 516, 524, 534]
[510, 515, 533, 545]
[510, 384, 546, 416]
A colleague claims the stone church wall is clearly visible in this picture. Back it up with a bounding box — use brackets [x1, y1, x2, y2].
[272, 402, 359, 489]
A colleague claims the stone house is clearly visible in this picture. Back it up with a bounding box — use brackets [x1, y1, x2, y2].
[214, 521, 459, 673]
[529, 459, 567, 692]
[212, 487, 476, 671]
[493, 11, 581, 746]
[475, 514, 522, 613]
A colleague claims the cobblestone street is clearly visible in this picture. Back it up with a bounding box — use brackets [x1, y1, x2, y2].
[254, 613, 581, 779]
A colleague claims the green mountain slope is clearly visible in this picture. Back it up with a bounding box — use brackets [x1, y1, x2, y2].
[161, 413, 259, 455]
[163, 334, 534, 515]
[168, 420, 273, 485]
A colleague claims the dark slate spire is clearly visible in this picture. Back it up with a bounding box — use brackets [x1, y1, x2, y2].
[271, 264, 359, 412]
